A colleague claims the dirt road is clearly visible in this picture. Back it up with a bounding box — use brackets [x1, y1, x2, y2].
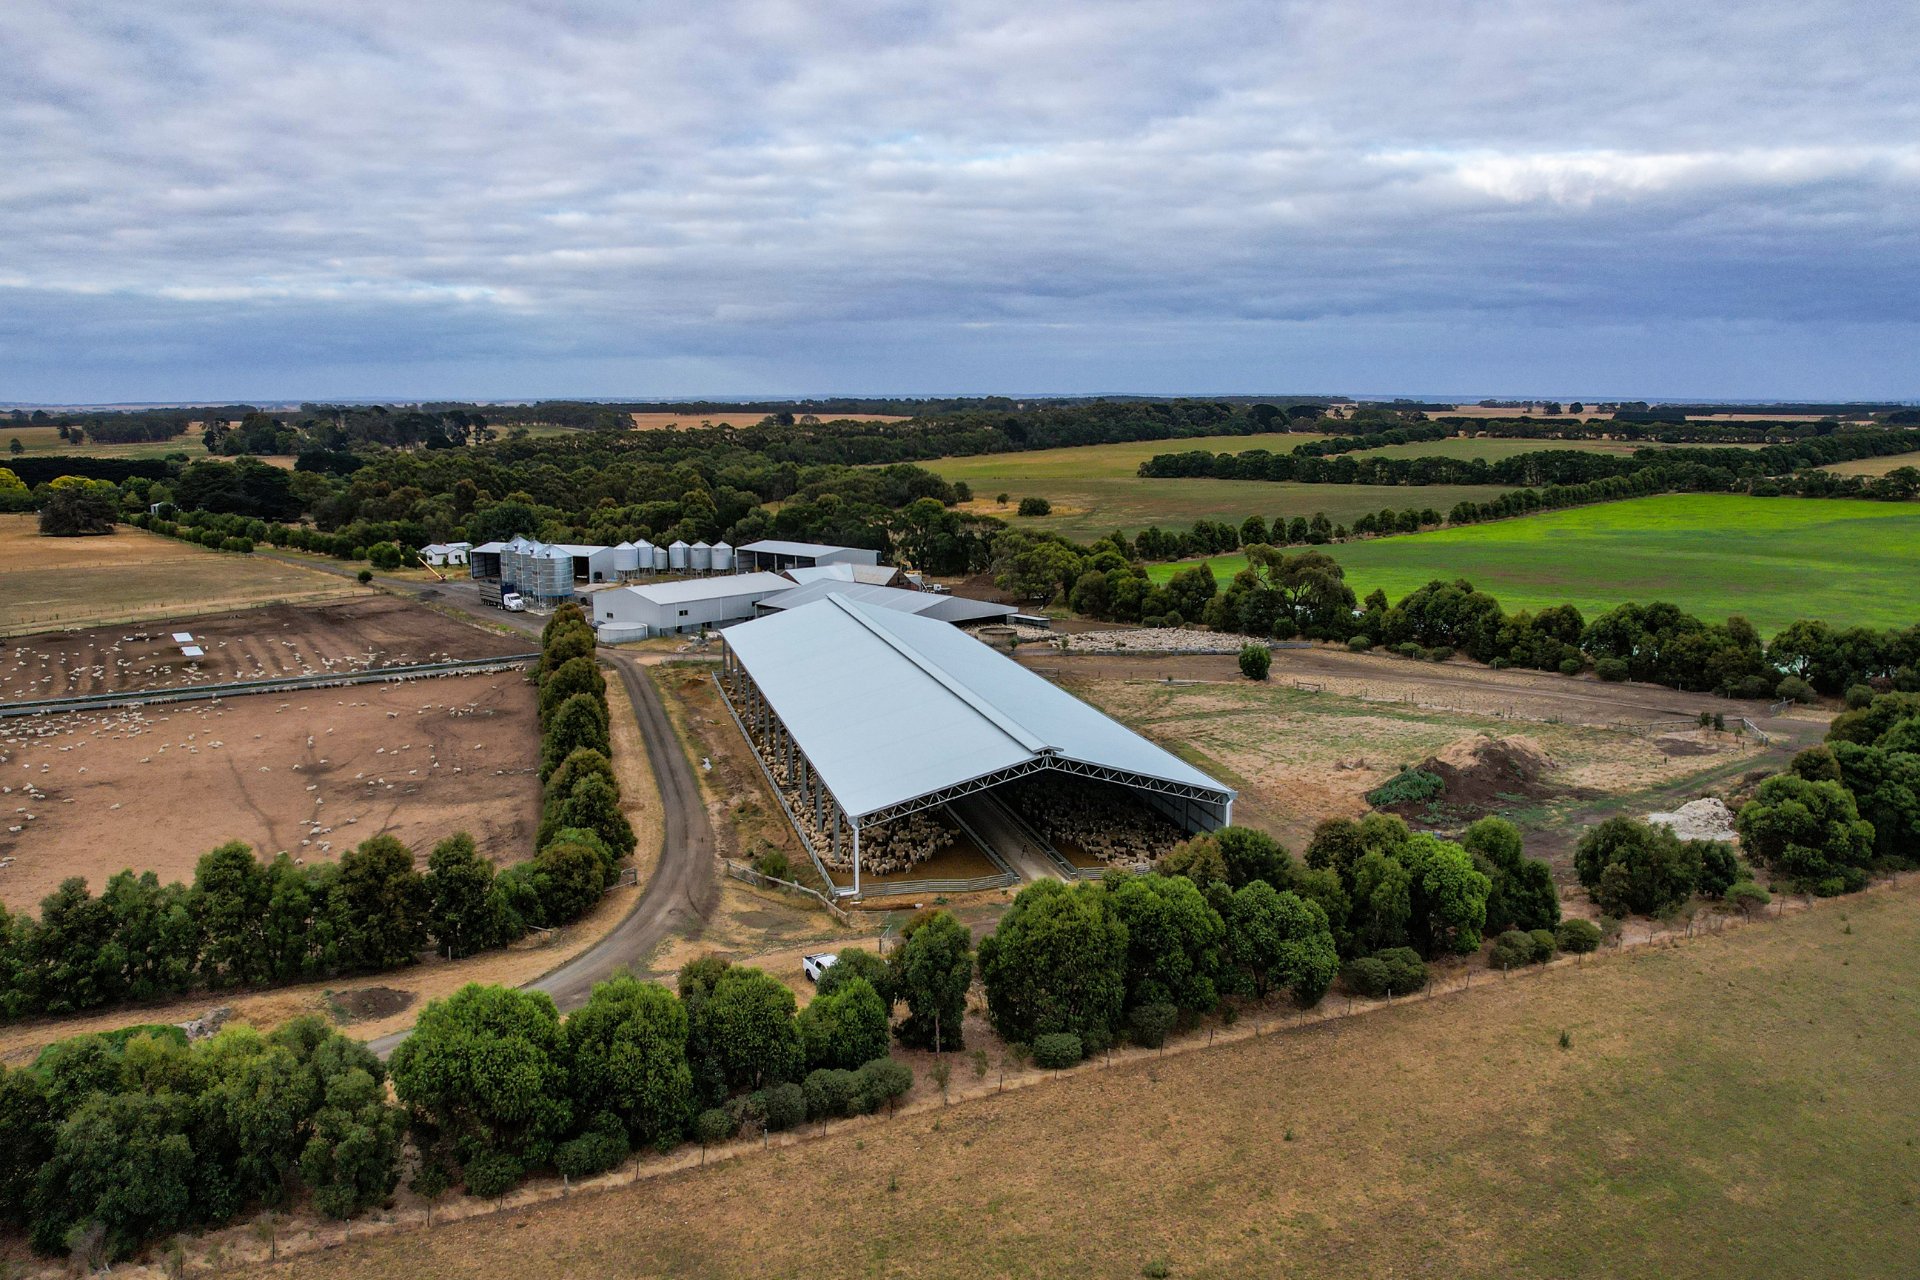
[355, 583, 716, 1056]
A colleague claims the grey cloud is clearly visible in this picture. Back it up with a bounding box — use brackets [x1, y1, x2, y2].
[0, 0, 1915, 399]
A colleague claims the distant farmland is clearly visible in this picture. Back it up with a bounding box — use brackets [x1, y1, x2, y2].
[928, 434, 1514, 542]
[1146, 494, 1920, 634]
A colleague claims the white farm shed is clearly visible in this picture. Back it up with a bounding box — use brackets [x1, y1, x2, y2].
[755, 579, 1017, 625]
[735, 540, 881, 572]
[719, 593, 1235, 895]
[591, 572, 793, 637]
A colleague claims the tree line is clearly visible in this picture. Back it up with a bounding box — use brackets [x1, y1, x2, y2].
[1136, 430, 1920, 502]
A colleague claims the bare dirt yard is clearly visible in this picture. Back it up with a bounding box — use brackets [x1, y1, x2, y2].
[1024, 647, 1818, 873]
[0, 670, 540, 912]
[0, 514, 367, 635]
[0, 595, 535, 704]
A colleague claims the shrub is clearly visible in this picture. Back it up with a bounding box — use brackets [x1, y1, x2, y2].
[1488, 929, 1535, 969]
[356, 569, 372, 584]
[797, 977, 890, 1071]
[1343, 947, 1426, 997]
[1347, 636, 1373, 653]
[1127, 1002, 1177, 1049]
[1238, 643, 1271, 681]
[1016, 496, 1052, 517]
[1735, 674, 1774, 699]
[1554, 918, 1602, 953]
[462, 1151, 523, 1198]
[763, 1082, 807, 1131]
[1559, 657, 1583, 676]
[1595, 657, 1629, 682]
[1845, 684, 1875, 710]
[1032, 1033, 1083, 1069]
[1776, 675, 1816, 704]
[1725, 881, 1771, 918]
[856, 1057, 914, 1116]
[1429, 646, 1453, 662]
[695, 1108, 735, 1146]
[1527, 928, 1557, 962]
[752, 849, 791, 881]
[554, 1119, 627, 1179]
[1365, 767, 1444, 808]
[802, 1068, 862, 1119]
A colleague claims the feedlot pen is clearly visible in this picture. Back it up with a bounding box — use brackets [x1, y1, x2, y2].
[0, 597, 533, 704]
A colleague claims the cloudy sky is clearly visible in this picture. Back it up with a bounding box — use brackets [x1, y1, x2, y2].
[2, 0, 1916, 403]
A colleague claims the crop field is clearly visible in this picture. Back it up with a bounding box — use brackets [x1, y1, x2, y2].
[254, 879, 1920, 1280]
[0, 514, 368, 634]
[1822, 448, 1920, 476]
[1146, 494, 1920, 634]
[924, 434, 1748, 541]
[927, 437, 1513, 543]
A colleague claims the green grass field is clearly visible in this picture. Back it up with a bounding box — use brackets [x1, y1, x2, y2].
[1146, 494, 1920, 634]
[924, 435, 1762, 542]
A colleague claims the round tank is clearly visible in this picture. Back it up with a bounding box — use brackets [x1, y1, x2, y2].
[667, 540, 690, 570]
[651, 544, 669, 570]
[689, 541, 712, 571]
[633, 539, 654, 572]
[613, 541, 641, 572]
[711, 541, 733, 571]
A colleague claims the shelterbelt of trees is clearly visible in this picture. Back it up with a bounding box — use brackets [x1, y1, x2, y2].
[1137, 427, 1920, 503]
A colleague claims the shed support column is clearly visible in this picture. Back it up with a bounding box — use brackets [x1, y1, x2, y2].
[814, 774, 823, 830]
[833, 807, 841, 863]
[852, 821, 860, 898]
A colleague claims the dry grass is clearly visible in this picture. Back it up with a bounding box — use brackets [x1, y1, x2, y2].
[234, 878, 1920, 1280]
[1822, 449, 1920, 477]
[0, 515, 365, 635]
[1074, 676, 1762, 850]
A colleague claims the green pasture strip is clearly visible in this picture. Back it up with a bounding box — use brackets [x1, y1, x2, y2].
[1147, 494, 1920, 634]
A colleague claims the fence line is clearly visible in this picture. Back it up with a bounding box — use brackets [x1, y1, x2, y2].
[1741, 717, 1773, 745]
[0, 653, 540, 718]
[722, 859, 854, 925]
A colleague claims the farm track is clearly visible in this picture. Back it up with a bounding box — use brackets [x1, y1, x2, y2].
[356, 582, 717, 1056]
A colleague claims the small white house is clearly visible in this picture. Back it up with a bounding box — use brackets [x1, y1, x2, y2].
[419, 541, 472, 567]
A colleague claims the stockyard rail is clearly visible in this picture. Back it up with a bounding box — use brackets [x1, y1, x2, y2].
[0, 653, 540, 719]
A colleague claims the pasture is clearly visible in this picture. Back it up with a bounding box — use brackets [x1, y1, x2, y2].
[1146, 494, 1920, 634]
[928, 435, 1516, 542]
[253, 878, 1920, 1280]
[0, 514, 368, 635]
[1822, 449, 1920, 477]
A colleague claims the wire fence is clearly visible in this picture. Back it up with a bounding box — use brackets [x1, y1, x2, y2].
[722, 860, 854, 925]
[0, 653, 540, 718]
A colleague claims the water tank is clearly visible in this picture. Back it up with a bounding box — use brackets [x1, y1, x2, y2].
[613, 541, 641, 573]
[651, 544, 669, 570]
[667, 540, 689, 570]
[711, 540, 733, 571]
[689, 541, 711, 572]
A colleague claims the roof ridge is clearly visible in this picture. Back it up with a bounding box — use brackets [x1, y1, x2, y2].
[825, 593, 1052, 756]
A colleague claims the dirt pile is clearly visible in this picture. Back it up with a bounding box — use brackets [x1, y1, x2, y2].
[1378, 733, 1582, 822]
[1645, 797, 1738, 842]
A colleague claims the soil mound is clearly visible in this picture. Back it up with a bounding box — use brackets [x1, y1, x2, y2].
[1379, 733, 1575, 822]
[327, 986, 415, 1022]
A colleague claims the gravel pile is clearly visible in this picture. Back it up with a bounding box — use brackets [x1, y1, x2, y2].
[1645, 797, 1738, 842]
